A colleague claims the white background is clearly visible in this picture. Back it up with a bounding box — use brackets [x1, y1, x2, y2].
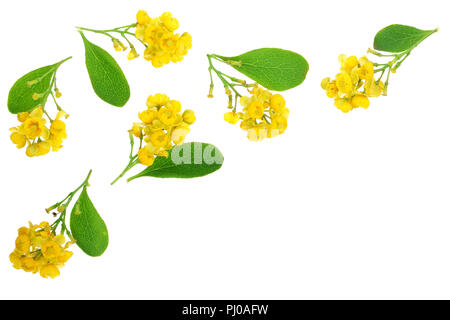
[0, 0, 449, 300]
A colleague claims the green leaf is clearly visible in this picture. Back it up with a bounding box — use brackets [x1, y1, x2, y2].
[70, 187, 108, 257]
[128, 142, 224, 181]
[7, 64, 57, 114]
[373, 24, 438, 53]
[218, 48, 309, 91]
[80, 32, 130, 107]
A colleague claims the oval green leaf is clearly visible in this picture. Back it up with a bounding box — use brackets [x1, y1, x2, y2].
[70, 187, 109, 257]
[128, 142, 224, 181]
[373, 24, 438, 53]
[7, 64, 56, 114]
[218, 48, 309, 91]
[81, 32, 130, 107]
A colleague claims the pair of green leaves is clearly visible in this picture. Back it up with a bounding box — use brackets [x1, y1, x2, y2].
[218, 48, 309, 91]
[7, 33, 130, 112]
[71, 142, 223, 254]
[70, 143, 223, 255]
[129, 142, 224, 182]
[7, 31, 131, 113]
[70, 186, 109, 257]
[374, 24, 438, 53]
[80, 32, 130, 107]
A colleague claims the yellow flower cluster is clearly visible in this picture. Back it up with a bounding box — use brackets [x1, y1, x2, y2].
[133, 10, 192, 68]
[130, 94, 196, 166]
[224, 86, 289, 141]
[9, 222, 73, 279]
[10, 107, 68, 157]
[321, 55, 385, 113]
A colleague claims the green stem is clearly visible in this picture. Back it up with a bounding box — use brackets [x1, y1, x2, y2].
[54, 170, 92, 207]
[76, 24, 140, 48]
[76, 24, 136, 34]
[111, 157, 139, 185]
[32, 57, 71, 86]
[41, 75, 57, 111]
[34, 56, 71, 115]
[207, 54, 242, 98]
[50, 91, 62, 111]
[56, 56, 73, 66]
[43, 109, 53, 123]
[48, 170, 92, 236]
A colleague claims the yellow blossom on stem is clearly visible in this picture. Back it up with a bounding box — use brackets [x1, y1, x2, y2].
[9, 221, 73, 279]
[127, 47, 139, 60]
[224, 112, 240, 125]
[223, 85, 289, 142]
[135, 10, 191, 68]
[182, 110, 196, 125]
[111, 94, 196, 185]
[321, 55, 380, 113]
[78, 11, 191, 68]
[10, 104, 68, 157]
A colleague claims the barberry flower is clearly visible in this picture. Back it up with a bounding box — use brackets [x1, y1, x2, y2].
[78, 10, 191, 69]
[321, 55, 384, 113]
[9, 57, 70, 157]
[207, 53, 291, 142]
[9, 221, 74, 279]
[133, 94, 195, 164]
[111, 94, 196, 184]
[135, 10, 192, 68]
[10, 107, 68, 157]
[225, 85, 289, 141]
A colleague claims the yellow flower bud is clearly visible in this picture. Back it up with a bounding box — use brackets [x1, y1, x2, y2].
[270, 94, 286, 113]
[136, 10, 152, 25]
[26, 80, 38, 88]
[131, 124, 143, 138]
[182, 110, 196, 125]
[224, 112, 240, 125]
[112, 39, 122, 51]
[17, 112, 29, 122]
[139, 110, 156, 124]
[127, 48, 139, 60]
[321, 77, 330, 90]
[167, 100, 182, 113]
